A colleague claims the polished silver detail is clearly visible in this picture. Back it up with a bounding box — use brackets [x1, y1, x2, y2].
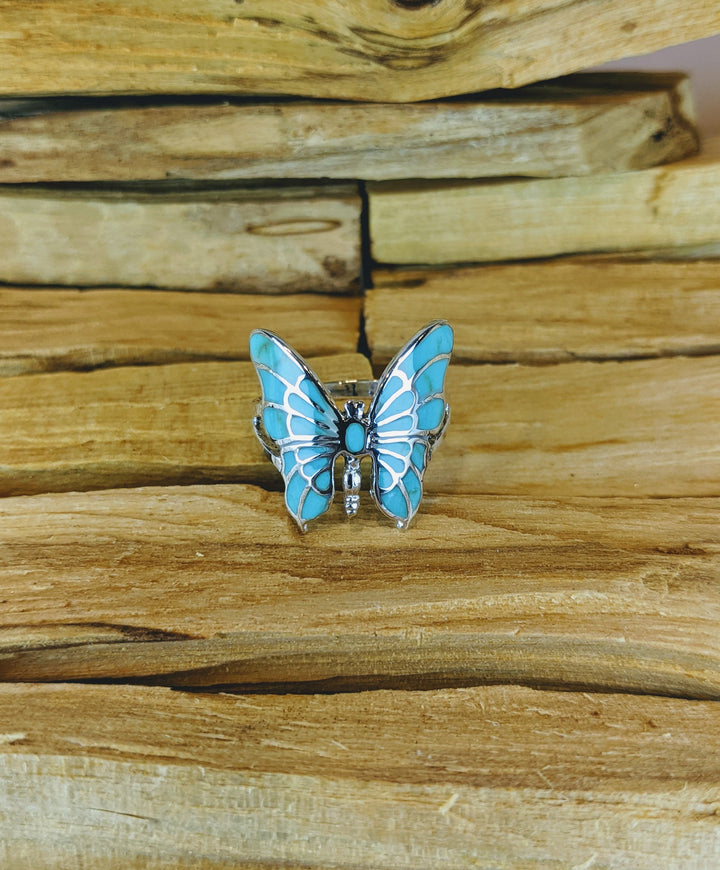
[324, 379, 378, 399]
[342, 456, 362, 517]
[250, 321, 453, 530]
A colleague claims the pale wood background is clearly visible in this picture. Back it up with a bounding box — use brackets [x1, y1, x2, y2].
[0, 20, 719, 865]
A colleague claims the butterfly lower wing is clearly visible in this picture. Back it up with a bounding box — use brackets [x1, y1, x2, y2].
[368, 321, 453, 528]
[250, 330, 342, 530]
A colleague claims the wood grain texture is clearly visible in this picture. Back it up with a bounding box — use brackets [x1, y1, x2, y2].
[0, 352, 716, 499]
[2, 683, 720, 868]
[1, 484, 719, 698]
[369, 136, 720, 265]
[434, 356, 720, 498]
[0, 1, 719, 101]
[368, 261, 720, 364]
[0, 73, 698, 182]
[0, 185, 360, 293]
[0, 288, 361, 376]
[0, 354, 371, 496]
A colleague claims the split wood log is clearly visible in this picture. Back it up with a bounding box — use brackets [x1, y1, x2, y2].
[0, 0, 719, 101]
[369, 136, 720, 265]
[1, 683, 720, 868]
[0, 288, 361, 376]
[1, 484, 719, 698]
[0, 73, 698, 183]
[0, 184, 361, 293]
[368, 260, 720, 364]
[435, 355, 720, 498]
[0, 354, 717, 498]
[0, 354, 371, 496]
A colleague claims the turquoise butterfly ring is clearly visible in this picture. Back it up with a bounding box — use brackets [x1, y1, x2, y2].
[250, 320, 454, 532]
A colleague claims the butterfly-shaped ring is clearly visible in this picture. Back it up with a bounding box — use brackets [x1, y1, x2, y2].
[250, 320, 453, 531]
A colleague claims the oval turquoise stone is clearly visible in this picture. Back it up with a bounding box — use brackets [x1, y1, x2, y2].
[344, 421, 366, 454]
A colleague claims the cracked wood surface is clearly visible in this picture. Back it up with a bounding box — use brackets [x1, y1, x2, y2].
[1, 484, 719, 697]
[369, 137, 720, 264]
[0, 184, 361, 293]
[1, 351, 717, 498]
[434, 355, 720, 498]
[1, 683, 719, 868]
[368, 260, 720, 364]
[0, 73, 698, 182]
[0, 353, 371, 496]
[0, 288, 361, 376]
[0, 1, 719, 101]
[1, 352, 717, 498]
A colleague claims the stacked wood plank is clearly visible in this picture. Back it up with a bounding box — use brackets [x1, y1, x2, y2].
[1, 15, 720, 865]
[0, 73, 699, 182]
[3, 683, 720, 868]
[0, 0, 718, 100]
[369, 136, 720, 264]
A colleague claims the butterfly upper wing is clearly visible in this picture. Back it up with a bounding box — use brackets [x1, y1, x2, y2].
[368, 321, 453, 528]
[249, 329, 343, 530]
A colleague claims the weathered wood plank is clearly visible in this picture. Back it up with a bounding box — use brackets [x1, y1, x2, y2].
[0, 288, 361, 376]
[369, 137, 720, 264]
[0, 353, 716, 498]
[435, 356, 720, 497]
[1, 683, 720, 868]
[0, 354, 371, 496]
[0, 0, 718, 101]
[1, 484, 719, 698]
[0, 185, 361, 293]
[0, 74, 698, 183]
[368, 261, 720, 364]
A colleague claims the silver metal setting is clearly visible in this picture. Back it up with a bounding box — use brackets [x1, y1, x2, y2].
[250, 321, 453, 531]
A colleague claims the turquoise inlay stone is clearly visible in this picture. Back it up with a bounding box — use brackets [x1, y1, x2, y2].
[297, 445, 322, 461]
[258, 368, 287, 405]
[380, 487, 409, 520]
[301, 489, 329, 521]
[417, 398, 445, 431]
[249, 331, 270, 365]
[377, 465, 394, 490]
[379, 440, 411, 457]
[303, 455, 330, 480]
[250, 332, 301, 382]
[300, 377, 328, 408]
[379, 414, 414, 435]
[408, 323, 453, 375]
[285, 471, 306, 516]
[282, 452, 298, 475]
[288, 391, 330, 425]
[411, 442, 427, 471]
[263, 406, 289, 440]
[314, 470, 331, 493]
[380, 375, 404, 399]
[381, 452, 406, 474]
[289, 415, 325, 437]
[415, 358, 449, 401]
[375, 388, 414, 422]
[403, 467, 422, 510]
[344, 421, 366, 454]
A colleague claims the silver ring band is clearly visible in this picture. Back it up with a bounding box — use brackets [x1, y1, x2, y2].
[323, 379, 378, 399]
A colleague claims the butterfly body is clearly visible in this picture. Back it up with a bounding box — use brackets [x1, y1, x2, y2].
[250, 321, 453, 531]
